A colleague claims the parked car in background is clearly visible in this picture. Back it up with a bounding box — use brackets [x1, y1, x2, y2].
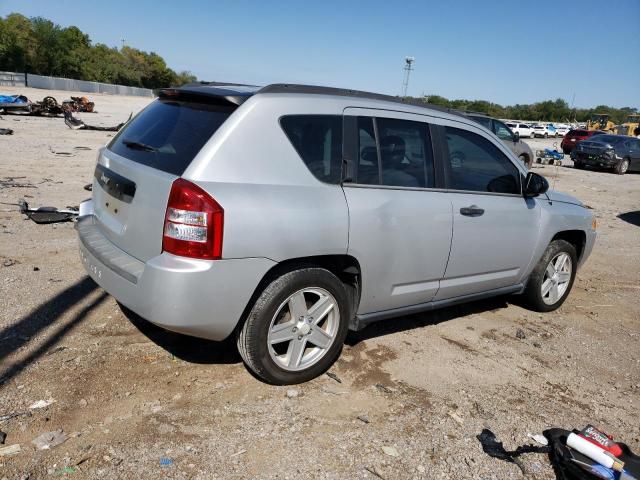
[75, 83, 595, 384]
[546, 124, 558, 137]
[466, 114, 534, 167]
[561, 129, 606, 154]
[571, 134, 640, 174]
[506, 122, 534, 138]
[532, 124, 550, 138]
[554, 124, 570, 136]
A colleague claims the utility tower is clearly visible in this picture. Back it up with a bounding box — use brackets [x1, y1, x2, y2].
[401, 56, 415, 97]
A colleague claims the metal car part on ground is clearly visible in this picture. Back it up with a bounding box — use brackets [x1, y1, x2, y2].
[64, 111, 131, 132]
[19, 199, 79, 224]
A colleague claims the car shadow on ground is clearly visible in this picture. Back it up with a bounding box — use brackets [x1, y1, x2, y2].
[121, 306, 241, 365]
[123, 296, 512, 363]
[0, 276, 107, 385]
[346, 296, 510, 346]
[618, 211, 640, 227]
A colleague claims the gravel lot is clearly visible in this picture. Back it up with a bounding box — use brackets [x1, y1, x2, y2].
[1, 87, 639, 479]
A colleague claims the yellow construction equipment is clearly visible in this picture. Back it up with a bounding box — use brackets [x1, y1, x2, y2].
[616, 114, 640, 136]
[586, 113, 616, 132]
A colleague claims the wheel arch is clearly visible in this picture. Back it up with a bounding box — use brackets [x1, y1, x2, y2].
[236, 255, 362, 334]
[551, 230, 586, 262]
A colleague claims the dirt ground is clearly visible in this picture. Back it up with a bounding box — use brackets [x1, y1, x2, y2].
[1, 87, 639, 480]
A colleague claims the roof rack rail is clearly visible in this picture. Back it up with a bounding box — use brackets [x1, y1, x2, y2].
[257, 83, 464, 117]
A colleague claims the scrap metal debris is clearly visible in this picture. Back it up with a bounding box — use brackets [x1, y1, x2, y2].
[0, 94, 96, 116]
[64, 110, 130, 131]
[0, 128, 13, 135]
[0, 177, 38, 189]
[0, 94, 30, 113]
[31, 96, 64, 116]
[49, 146, 75, 156]
[19, 199, 78, 224]
[65, 96, 95, 113]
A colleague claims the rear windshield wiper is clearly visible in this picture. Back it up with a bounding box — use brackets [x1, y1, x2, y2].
[122, 139, 158, 152]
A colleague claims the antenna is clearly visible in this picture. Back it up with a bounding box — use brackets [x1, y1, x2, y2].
[401, 56, 415, 97]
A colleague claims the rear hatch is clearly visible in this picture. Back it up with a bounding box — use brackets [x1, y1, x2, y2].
[92, 88, 244, 262]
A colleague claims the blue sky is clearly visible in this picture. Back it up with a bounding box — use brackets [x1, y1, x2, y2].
[2, 0, 639, 108]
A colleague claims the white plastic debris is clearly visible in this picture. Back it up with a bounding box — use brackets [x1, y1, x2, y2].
[528, 433, 549, 446]
[382, 446, 399, 457]
[29, 398, 55, 410]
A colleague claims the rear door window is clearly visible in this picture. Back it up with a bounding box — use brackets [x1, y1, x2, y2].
[356, 117, 380, 185]
[376, 117, 434, 188]
[444, 126, 521, 194]
[280, 115, 343, 184]
[108, 99, 234, 176]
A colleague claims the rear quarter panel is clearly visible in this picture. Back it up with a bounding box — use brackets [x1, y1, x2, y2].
[183, 95, 350, 261]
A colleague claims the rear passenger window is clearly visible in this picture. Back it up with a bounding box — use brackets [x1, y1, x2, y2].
[445, 127, 521, 194]
[376, 118, 433, 188]
[356, 117, 379, 185]
[280, 115, 343, 184]
[355, 117, 434, 188]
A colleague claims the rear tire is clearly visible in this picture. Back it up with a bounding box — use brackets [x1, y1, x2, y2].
[544, 132, 548, 139]
[237, 268, 350, 384]
[614, 158, 629, 175]
[574, 161, 585, 169]
[523, 240, 577, 312]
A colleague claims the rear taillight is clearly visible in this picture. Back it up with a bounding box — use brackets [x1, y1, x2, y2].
[162, 178, 223, 260]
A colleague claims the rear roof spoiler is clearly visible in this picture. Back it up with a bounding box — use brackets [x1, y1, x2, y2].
[155, 84, 260, 106]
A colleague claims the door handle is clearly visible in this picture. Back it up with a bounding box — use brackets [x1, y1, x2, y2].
[460, 205, 485, 217]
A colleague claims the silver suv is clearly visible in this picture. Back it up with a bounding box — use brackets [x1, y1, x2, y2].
[77, 84, 596, 384]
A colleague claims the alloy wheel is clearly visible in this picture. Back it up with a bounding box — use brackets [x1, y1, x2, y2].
[267, 287, 340, 371]
[541, 252, 572, 305]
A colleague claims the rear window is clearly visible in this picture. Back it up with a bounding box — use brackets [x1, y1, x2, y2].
[568, 129, 588, 136]
[280, 115, 343, 184]
[108, 99, 234, 176]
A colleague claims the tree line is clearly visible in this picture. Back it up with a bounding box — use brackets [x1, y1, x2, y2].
[0, 13, 196, 89]
[1, 12, 637, 118]
[411, 95, 637, 125]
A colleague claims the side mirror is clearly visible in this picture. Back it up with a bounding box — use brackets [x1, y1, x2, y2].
[523, 172, 549, 197]
[513, 131, 520, 142]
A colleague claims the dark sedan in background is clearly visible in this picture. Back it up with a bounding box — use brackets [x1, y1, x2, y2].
[571, 134, 640, 174]
[561, 129, 606, 154]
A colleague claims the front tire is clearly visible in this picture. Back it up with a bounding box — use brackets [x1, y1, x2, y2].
[614, 158, 629, 175]
[237, 268, 350, 384]
[574, 160, 585, 169]
[544, 132, 548, 139]
[523, 240, 577, 312]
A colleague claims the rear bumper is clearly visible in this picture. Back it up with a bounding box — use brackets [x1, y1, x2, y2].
[77, 215, 275, 340]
